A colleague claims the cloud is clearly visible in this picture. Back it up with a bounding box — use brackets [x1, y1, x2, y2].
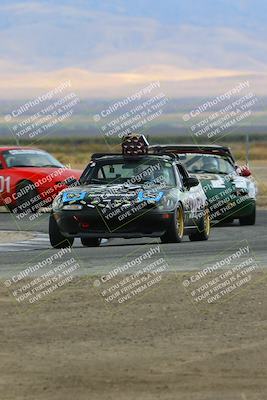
[0, 1, 266, 97]
[1, 64, 265, 99]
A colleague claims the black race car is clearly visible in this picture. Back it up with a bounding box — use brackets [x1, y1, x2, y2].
[49, 136, 210, 248]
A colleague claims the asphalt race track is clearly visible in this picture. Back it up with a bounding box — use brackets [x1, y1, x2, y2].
[0, 210, 266, 279]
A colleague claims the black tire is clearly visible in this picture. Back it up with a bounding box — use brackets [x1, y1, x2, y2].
[239, 206, 256, 226]
[49, 214, 74, 248]
[189, 208, 210, 242]
[160, 204, 184, 243]
[16, 180, 40, 214]
[81, 237, 101, 247]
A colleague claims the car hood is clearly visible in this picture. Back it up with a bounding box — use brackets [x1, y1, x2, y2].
[10, 166, 81, 181]
[60, 183, 169, 206]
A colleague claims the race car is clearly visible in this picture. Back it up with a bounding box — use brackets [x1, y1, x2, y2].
[49, 135, 210, 248]
[0, 146, 81, 214]
[150, 144, 257, 225]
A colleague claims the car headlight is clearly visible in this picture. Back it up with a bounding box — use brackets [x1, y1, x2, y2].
[234, 181, 256, 198]
[247, 182, 257, 198]
[158, 193, 177, 210]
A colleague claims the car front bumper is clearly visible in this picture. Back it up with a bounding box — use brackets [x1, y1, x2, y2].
[53, 208, 175, 239]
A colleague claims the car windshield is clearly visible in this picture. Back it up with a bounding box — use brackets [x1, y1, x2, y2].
[177, 153, 236, 175]
[83, 158, 176, 186]
[3, 149, 63, 168]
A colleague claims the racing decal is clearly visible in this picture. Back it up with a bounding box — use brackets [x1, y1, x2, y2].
[211, 177, 226, 189]
[62, 191, 87, 203]
[137, 191, 164, 202]
[0, 176, 11, 193]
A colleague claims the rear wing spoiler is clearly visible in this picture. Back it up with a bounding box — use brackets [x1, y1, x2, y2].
[91, 152, 180, 162]
[149, 145, 236, 164]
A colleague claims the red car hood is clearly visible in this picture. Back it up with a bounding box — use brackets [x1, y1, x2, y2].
[11, 166, 82, 181]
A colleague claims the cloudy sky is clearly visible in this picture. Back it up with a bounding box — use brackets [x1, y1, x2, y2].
[0, 0, 266, 98]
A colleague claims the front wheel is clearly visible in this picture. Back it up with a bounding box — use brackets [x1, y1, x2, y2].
[189, 208, 210, 241]
[81, 237, 101, 247]
[160, 204, 184, 243]
[49, 214, 74, 248]
[16, 180, 40, 213]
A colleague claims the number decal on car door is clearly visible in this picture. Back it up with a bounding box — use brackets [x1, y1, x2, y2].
[0, 176, 11, 193]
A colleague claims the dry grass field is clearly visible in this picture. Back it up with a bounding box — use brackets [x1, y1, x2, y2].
[38, 141, 267, 169]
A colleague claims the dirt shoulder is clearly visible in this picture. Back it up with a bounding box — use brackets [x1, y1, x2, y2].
[0, 273, 267, 400]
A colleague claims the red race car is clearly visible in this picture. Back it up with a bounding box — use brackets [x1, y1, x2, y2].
[0, 146, 81, 214]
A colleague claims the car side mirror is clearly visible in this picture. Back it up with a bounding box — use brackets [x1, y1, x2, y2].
[0, 162, 3, 169]
[235, 165, 251, 177]
[184, 176, 199, 189]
